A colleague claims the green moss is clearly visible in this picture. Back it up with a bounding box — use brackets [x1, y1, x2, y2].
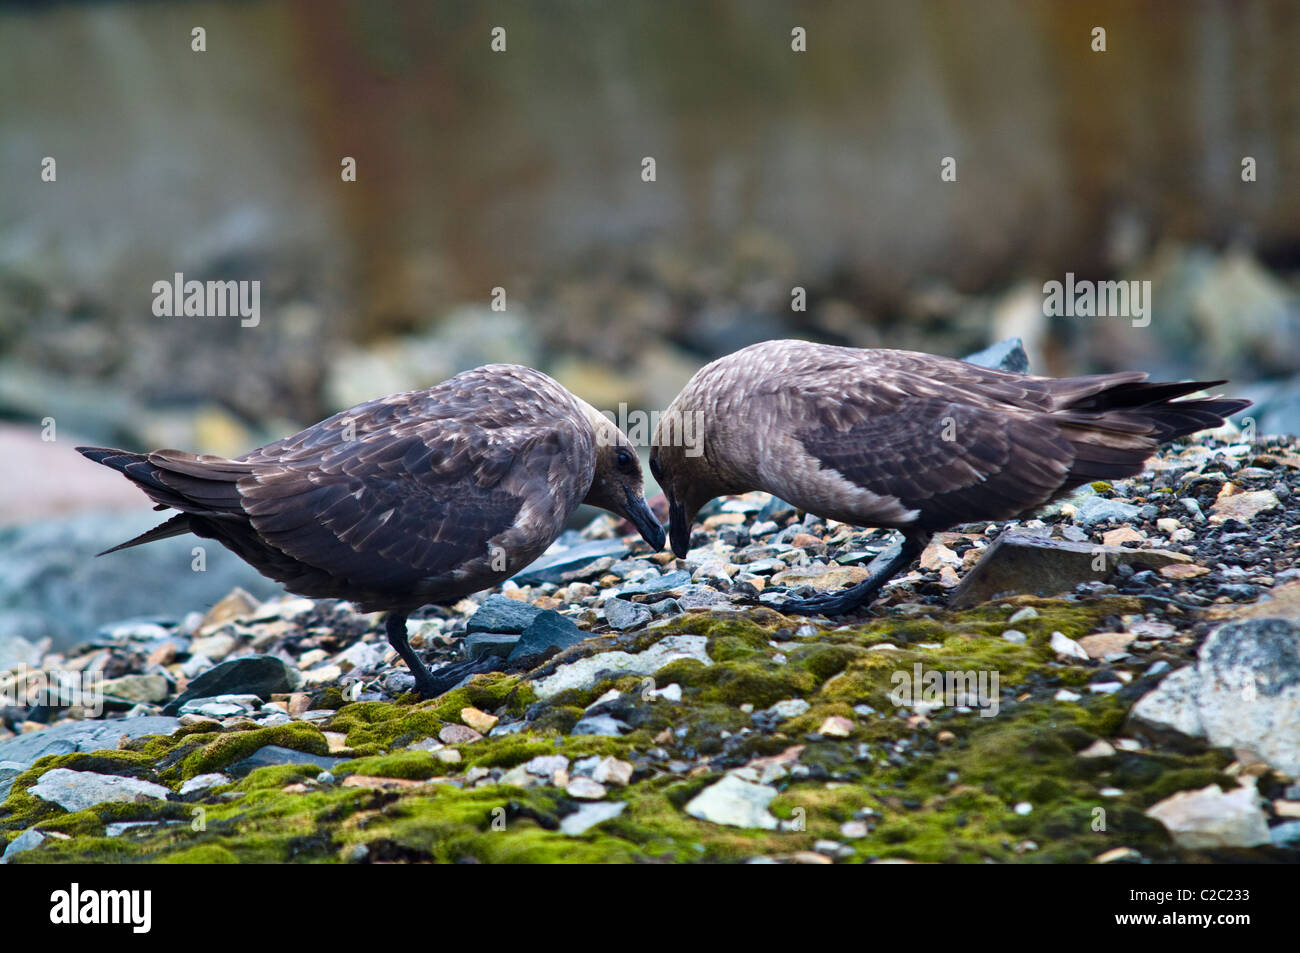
[323, 673, 534, 755]
[160, 844, 241, 864]
[174, 721, 330, 780]
[789, 643, 866, 681]
[328, 702, 446, 753]
[337, 751, 451, 781]
[237, 764, 319, 791]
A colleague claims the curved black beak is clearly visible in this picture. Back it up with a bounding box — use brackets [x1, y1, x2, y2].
[624, 489, 666, 551]
[669, 500, 691, 559]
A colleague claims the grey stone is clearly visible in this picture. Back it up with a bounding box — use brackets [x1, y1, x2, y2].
[0, 716, 181, 771]
[533, 635, 711, 699]
[560, 801, 626, 836]
[507, 610, 586, 662]
[464, 631, 521, 660]
[1132, 618, 1300, 775]
[0, 827, 47, 863]
[512, 538, 629, 585]
[524, 755, 569, 777]
[105, 821, 162, 837]
[0, 760, 23, 801]
[381, 672, 416, 694]
[648, 598, 684, 617]
[766, 698, 810, 721]
[676, 586, 728, 609]
[163, 655, 298, 715]
[225, 744, 346, 779]
[101, 674, 171, 704]
[1270, 821, 1300, 847]
[604, 598, 652, 631]
[572, 714, 630, 736]
[1073, 496, 1142, 528]
[178, 694, 262, 718]
[178, 773, 231, 796]
[950, 530, 1192, 608]
[465, 594, 544, 634]
[685, 774, 779, 829]
[618, 571, 691, 596]
[29, 768, 171, 812]
[334, 641, 387, 673]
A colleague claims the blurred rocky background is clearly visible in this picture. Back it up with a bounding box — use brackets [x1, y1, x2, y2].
[3, 0, 1299, 648]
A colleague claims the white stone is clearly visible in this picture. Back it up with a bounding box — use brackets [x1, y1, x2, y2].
[533, 636, 711, 699]
[1146, 783, 1271, 849]
[29, 769, 171, 813]
[685, 774, 779, 830]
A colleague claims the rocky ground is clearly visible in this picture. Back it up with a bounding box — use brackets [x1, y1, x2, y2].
[2, 427, 1300, 864]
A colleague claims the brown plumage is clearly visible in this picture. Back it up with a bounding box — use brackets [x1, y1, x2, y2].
[650, 340, 1250, 616]
[79, 364, 665, 696]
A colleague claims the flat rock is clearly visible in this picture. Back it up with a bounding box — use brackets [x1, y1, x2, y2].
[685, 774, 779, 829]
[604, 598, 652, 631]
[463, 631, 521, 661]
[507, 610, 586, 662]
[560, 801, 626, 835]
[1129, 666, 1204, 739]
[767, 699, 810, 721]
[178, 773, 231, 796]
[29, 768, 171, 812]
[771, 565, 870, 591]
[524, 755, 568, 777]
[591, 756, 634, 786]
[439, 724, 483, 745]
[199, 587, 259, 633]
[572, 714, 629, 736]
[0, 761, 23, 801]
[533, 635, 711, 699]
[0, 716, 181, 771]
[1101, 526, 1146, 546]
[226, 744, 346, 779]
[1145, 783, 1271, 849]
[617, 570, 692, 596]
[1050, 631, 1090, 660]
[100, 674, 171, 704]
[1073, 497, 1141, 528]
[163, 655, 298, 715]
[950, 530, 1190, 608]
[178, 694, 262, 718]
[1206, 580, 1300, 625]
[465, 594, 544, 634]
[460, 708, 498, 734]
[1209, 489, 1280, 524]
[512, 538, 629, 585]
[1078, 632, 1137, 659]
[566, 777, 607, 800]
[0, 827, 50, 863]
[1160, 563, 1211, 580]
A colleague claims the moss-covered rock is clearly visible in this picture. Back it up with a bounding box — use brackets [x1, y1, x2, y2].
[0, 596, 1279, 864]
